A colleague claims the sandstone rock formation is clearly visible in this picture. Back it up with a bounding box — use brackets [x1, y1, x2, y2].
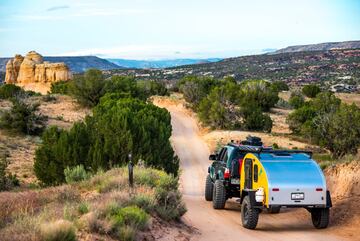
[5, 51, 72, 93]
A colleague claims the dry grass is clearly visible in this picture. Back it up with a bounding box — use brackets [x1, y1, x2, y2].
[40, 219, 77, 241]
[0, 167, 192, 241]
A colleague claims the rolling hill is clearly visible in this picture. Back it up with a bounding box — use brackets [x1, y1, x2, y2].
[273, 40, 360, 54]
[106, 48, 360, 89]
[107, 58, 222, 69]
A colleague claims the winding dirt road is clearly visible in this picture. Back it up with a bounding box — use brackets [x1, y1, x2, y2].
[155, 99, 349, 241]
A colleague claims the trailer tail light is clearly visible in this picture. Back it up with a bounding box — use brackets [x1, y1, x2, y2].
[239, 159, 243, 172]
[316, 188, 323, 191]
[224, 168, 230, 179]
[272, 188, 280, 192]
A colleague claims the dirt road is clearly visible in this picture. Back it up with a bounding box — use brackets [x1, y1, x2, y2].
[156, 101, 349, 241]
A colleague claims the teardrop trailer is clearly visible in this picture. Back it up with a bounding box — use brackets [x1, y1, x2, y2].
[205, 143, 332, 230]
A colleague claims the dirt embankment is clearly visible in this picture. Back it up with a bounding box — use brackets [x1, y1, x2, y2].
[325, 160, 360, 239]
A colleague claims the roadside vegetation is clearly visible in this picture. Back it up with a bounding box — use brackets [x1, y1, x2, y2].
[287, 92, 360, 158]
[0, 166, 186, 241]
[178, 76, 283, 132]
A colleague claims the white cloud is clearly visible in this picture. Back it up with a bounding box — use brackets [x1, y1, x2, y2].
[47, 5, 70, 12]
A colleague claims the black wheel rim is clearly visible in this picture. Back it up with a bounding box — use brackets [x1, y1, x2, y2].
[244, 203, 249, 221]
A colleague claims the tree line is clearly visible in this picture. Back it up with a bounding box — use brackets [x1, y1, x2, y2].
[178, 76, 288, 132]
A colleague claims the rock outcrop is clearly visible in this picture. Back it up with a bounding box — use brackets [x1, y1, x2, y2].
[5, 51, 72, 93]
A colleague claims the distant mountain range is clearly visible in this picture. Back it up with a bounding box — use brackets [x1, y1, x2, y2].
[106, 58, 222, 69]
[0, 56, 121, 73]
[273, 40, 360, 54]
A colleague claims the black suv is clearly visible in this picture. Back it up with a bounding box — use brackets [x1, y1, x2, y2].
[205, 136, 267, 209]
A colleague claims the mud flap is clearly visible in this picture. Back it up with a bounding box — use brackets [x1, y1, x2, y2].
[326, 190, 332, 208]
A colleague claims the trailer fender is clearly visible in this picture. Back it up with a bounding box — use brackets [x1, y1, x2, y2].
[240, 190, 262, 208]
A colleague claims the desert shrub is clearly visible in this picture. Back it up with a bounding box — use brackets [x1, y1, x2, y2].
[270, 80, 289, 92]
[40, 220, 77, 241]
[198, 81, 241, 129]
[275, 98, 292, 109]
[64, 165, 91, 184]
[35, 98, 178, 185]
[77, 202, 89, 215]
[287, 92, 360, 158]
[0, 96, 47, 135]
[42, 95, 57, 102]
[0, 155, 19, 191]
[129, 194, 155, 213]
[71, 69, 105, 107]
[51, 81, 72, 95]
[0, 84, 23, 99]
[289, 91, 305, 109]
[154, 174, 186, 221]
[302, 84, 321, 98]
[238, 80, 279, 111]
[117, 206, 149, 230]
[178, 76, 220, 109]
[272, 143, 279, 149]
[56, 186, 81, 203]
[137, 80, 169, 97]
[240, 104, 273, 132]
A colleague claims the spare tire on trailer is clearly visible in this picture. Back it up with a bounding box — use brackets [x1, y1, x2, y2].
[311, 208, 329, 229]
[205, 174, 213, 201]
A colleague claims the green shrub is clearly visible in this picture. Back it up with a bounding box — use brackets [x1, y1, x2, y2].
[302, 84, 321, 98]
[34, 97, 178, 185]
[270, 80, 289, 92]
[71, 69, 106, 107]
[289, 91, 305, 109]
[130, 194, 154, 213]
[77, 202, 89, 215]
[240, 105, 273, 132]
[0, 84, 23, 99]
[238, 80, 279, 112]
[40, 220, 77, 241]
[118, 206, 149, 230]
[287, 92, 360, 158]
[64, 165, 91, 184]
[154, 175, 186, 221]
[0, 155, 20, 191]
[0, 96, 47, 135]
[178, 76, 220, 109]
[51, 81, 72, 95]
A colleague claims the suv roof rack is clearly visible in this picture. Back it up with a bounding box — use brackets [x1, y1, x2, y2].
[228, 144, 313, 158]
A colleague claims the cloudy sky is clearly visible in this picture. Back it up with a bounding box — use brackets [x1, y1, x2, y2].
[0, 0, 359, 59]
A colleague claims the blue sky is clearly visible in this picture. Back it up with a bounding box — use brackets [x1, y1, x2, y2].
[0, 0, 359, 59]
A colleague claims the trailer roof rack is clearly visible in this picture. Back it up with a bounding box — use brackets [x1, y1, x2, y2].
[228, 143, 313, 158]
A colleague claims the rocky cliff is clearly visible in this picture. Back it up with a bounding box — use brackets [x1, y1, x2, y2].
[5, 51, 72, 93]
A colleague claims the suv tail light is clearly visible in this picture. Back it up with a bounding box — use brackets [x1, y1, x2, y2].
[224, 168, 230, 179]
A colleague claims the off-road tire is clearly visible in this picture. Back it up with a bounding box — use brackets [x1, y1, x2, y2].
[212, 180, 226, 209]
[241, 195, 259, 229]
[205, 175, 213, 201]
[311, 208, 329, 229]
[267, 206, 281, 214]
